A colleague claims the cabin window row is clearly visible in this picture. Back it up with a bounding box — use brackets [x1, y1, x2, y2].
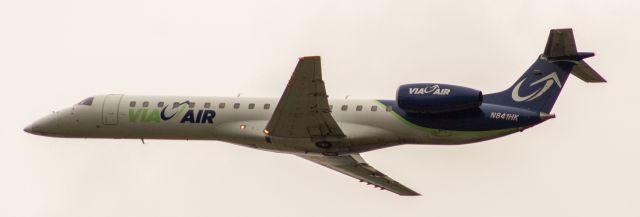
[128, 101, 392, 112]
[330, 105, 391, 112]
[128, 101, 270, 110]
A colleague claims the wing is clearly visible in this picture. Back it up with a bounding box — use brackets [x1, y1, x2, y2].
[268, 57, 417, 195]
[298, 154, 421, 196]
[265, 56, 345, 141]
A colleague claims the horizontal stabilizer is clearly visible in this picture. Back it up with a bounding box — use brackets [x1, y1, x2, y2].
[544, 28, 578, 58]
[543, 28, 606, 83]
[572, 60, 607, 83]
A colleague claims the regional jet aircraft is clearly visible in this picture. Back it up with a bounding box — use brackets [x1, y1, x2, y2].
[25, 29, 605, 196]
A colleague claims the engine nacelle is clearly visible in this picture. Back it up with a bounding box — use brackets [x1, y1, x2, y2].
[396, 83, 482, 113]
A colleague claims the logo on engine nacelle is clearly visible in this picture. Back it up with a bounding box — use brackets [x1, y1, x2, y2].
[408, 85, 450, 96]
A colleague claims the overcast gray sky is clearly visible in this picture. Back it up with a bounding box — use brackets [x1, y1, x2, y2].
[1, 0, 638, 216]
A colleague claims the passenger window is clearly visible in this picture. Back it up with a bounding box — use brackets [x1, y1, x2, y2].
[204, 102, 211, 108]
[188, 102, 195, 108]
[234, 103, 240, 109]
[77, 97, 94, 106]
[219, 103, 226, 109]
[356, 105, 363, 111]
[341, 105, 348, 111]
[157, 102, 164, 108]
[386, 106, 393, 112]
[129, 101, 136, 107]
[264, 104, 270, 110]
[142, 101, 149, 107]
[173, 102, 180, 109]
[249, 103, 255, 109]
[371, 105, 378, 112]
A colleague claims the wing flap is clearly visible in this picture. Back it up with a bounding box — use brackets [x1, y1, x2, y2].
[298, 154, 421, 196]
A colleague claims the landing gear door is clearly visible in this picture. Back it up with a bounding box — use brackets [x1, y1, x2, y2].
[102, 94, 123, 125]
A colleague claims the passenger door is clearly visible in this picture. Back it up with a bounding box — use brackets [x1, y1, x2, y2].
[102, 94, 123, 125]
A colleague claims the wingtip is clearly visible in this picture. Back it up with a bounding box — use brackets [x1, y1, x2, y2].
[400, 191, 422, 196]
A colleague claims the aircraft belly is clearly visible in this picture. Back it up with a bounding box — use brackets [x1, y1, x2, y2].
[332, 104, 521, 146]
[337, 123, 401, 153]
[208, 120, 319, 154]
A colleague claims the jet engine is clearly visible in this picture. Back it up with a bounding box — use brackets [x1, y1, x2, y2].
[396, 83, 482, 114]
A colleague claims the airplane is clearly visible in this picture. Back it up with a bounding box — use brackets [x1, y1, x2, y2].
[24, 29, 605, 196]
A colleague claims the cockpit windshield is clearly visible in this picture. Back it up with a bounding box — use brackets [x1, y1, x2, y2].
[77, 97, 94, 106]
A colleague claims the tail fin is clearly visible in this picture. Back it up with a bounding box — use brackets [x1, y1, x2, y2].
[483, 28, 606, 113]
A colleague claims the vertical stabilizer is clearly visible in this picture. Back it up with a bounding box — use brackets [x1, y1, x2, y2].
[483, 28, 606, 113]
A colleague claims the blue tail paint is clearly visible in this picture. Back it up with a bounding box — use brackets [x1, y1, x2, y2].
[483, 29, 605, 113]
[483, 56, 573, 113]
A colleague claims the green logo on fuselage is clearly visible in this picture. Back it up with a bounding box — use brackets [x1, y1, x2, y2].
[129, 101, 215, 124]
[129, 108, 164, 123]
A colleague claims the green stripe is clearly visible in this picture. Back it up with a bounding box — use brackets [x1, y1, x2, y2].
[373, 100, 517, 140]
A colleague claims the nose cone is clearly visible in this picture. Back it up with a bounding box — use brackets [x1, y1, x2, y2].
[24, 113, 60, 136]
[24, 125, 33, 134]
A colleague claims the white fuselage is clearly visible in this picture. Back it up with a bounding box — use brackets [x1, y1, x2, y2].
[26, 94, 519, 155]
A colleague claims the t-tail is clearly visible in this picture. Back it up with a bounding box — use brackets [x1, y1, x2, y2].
[484, 28, 606, 113]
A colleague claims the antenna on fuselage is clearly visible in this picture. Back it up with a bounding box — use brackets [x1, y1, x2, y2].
[237, 93, 242, 98]
[141, 138, 145, 144]
[345, 95, 350, 100]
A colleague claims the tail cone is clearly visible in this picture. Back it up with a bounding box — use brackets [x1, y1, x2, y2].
[539, 112, 556, 121]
